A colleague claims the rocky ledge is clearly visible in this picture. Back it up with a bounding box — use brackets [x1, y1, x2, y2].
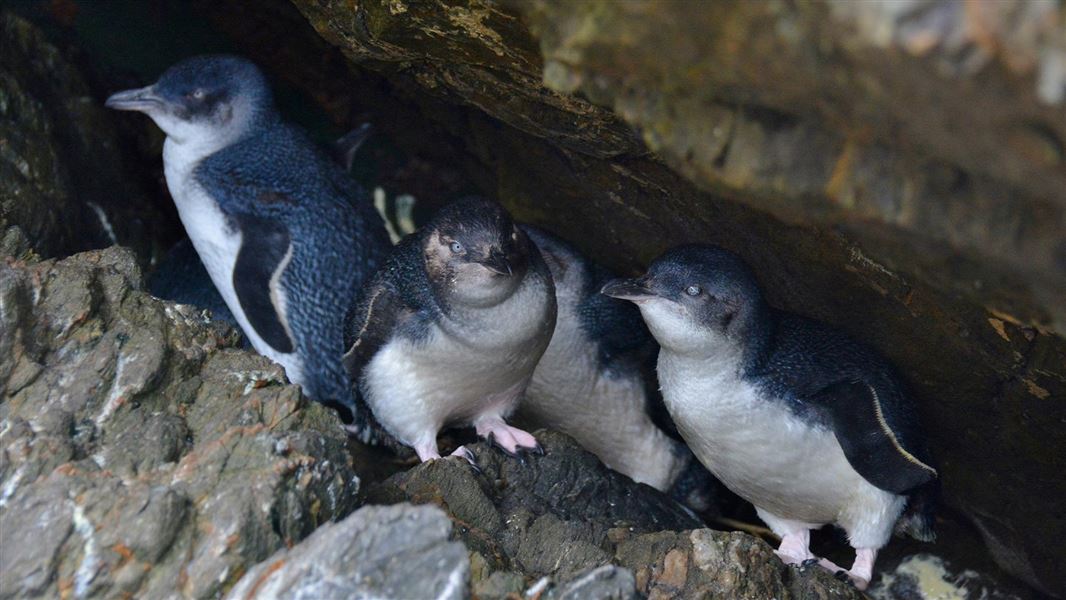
[0, 245, 359, 599]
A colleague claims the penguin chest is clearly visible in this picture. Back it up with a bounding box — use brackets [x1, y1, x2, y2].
[658, 354, 871, 524]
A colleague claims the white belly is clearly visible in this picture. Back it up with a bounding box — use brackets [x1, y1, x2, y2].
[524, 304, 682, 491]
[364, 275, 554, 447]
[364, 328, 539, 446]
[163, 142, 304, 385]
[658, 352, 901, 542]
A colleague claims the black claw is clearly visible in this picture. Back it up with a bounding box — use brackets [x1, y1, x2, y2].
[800, 558, 819, 568]
[834, 570, 850, 583]
[467, 459, 483, 475]
[452, 448, 482, 474]
[529, 443, 545, 456]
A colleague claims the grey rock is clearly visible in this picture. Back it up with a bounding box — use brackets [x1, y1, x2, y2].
[224, 503, 469, 600]
[474, 570, 525, 600]
[0, 247, 360, 599]
[551, 565, 636, 600]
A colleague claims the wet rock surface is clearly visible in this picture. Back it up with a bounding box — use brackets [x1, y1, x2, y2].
[0, 247, 359, 599]
[0, 12, 166, 261]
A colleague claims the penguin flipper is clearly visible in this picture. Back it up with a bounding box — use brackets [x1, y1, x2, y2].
[340, 277, 419, 454]
[811, 380, 937, 494]
[342, 278, 413, 377]
[232, 214, 296, 354]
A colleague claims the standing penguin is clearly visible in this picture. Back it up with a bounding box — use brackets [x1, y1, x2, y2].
[343, 198, 556, 462]
[602, 245, 937, 589]
[106, 55, 391, 414]
[518, 226, 711, 506]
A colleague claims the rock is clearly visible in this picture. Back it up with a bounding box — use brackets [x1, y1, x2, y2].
[215, 2, 1066, 595]
[614, 529, 863, 600]
[549, 565, 637, 600]
[474, 570, 525, 600]
[872, 554, 1024, 600]
[367, 431, 699, 576]
[0, 246, 359, 599]
[224, 503, 469, 600]
[0, 11, 166, 261]
[368, 430, 862, 599]
[519, 0, 1066, 329]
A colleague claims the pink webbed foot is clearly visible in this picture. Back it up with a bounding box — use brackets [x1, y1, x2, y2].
[818, 547, 876, 591]
[475, 418, 542, 457]
[774, 530, 815, 565]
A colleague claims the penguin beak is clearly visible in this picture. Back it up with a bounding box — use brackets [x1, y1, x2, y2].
[105, 86, 164, 112]
[481, 248, 514, 277]
[601, 277, 657, 302]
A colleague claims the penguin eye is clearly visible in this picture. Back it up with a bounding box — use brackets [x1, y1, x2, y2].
[189, 89, 206, 101]
[685, 285, 702, 297]
[449, 241, 464, 254]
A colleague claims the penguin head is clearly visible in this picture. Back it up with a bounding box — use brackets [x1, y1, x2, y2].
[602, 245, 763, 356]
[106, 55, 274, 148]
[423, 198, 530, 308]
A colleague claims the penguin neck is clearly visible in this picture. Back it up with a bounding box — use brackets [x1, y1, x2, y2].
[161, 103, 279, 171]
[658, 296, 773, 375]
[436, 271, 551, 348]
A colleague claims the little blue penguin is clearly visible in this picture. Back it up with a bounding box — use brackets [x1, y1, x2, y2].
[343, 197, 557, 463]
[146, 124, 378, 341]
[106, 55, 391, 414]
[518, 226, 714, 508]
[602, 245, 938, 589]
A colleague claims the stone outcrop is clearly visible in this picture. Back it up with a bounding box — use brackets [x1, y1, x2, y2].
[0, 12, 167, 262]
[0, 247, 359, 599]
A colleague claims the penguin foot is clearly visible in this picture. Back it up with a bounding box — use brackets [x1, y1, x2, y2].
[475, 418, 539, 457]
[774, 531, 815, 566]
[485, 432, 527, 464]
[817, 557, 871, 591]
[449, 445, 481, 474]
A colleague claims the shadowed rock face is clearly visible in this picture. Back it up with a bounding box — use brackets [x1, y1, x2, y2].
[0, 246, 359, 599]
[210, 1, 1062, 595]
[0, 12, 168, 262]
